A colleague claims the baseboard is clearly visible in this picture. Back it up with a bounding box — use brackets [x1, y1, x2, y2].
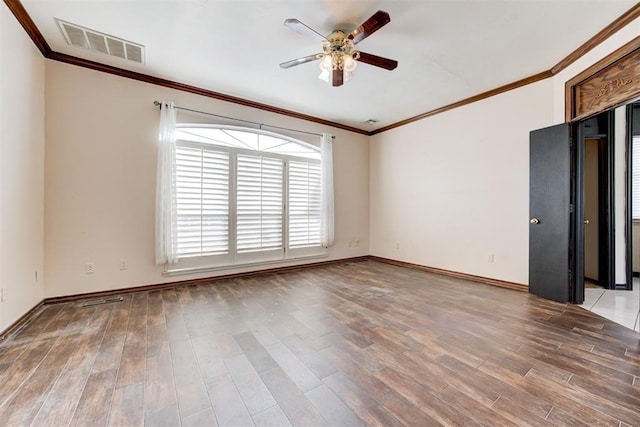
[369, 256, 528, 292]
[0, 301, 45, 343]
[2, 254, 526, 344]
[43, 256, 370, 304]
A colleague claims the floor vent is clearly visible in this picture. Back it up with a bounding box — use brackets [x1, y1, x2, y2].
[55, 18, 145, 64]
[82, 296, 124, 307]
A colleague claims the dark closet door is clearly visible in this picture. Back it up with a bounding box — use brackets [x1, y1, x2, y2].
[529, 123, 571, 302]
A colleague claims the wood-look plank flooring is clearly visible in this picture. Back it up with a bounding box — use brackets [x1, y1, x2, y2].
[1, 260, 639, 426]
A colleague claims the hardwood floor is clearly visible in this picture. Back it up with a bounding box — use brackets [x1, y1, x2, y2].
[0, 259, 639, 426]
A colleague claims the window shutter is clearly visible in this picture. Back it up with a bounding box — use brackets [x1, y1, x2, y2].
[633, 136, 640, 220]
[175, 145, 230, 256]
[236, 154, 284, 252]
[288, 160, 321, 248]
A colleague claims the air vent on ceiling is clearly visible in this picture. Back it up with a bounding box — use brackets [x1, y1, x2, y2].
[55, 18, 145, 64]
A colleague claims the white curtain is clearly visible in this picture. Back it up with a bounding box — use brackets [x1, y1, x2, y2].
[155, 101, 179, 264]
[320, 133, 335, 247]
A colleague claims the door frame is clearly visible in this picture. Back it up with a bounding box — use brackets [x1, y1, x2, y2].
[572, 108, 636, 300]
[572, 110, 618, 302]
[563, 35, 640, 301]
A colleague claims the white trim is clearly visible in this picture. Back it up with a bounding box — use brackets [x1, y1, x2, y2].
[176, 123, 320, 152]
[177, 140, 320, 165]
[171, 124, 326, 271]
[162, 252, 329, 277]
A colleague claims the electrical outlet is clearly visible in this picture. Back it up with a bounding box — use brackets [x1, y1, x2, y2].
[1, 288, 5, 302]
[488, 254, 495, 263]
[119, 259, 128, 270]
[85, 262, 96, 274]
[396, 242, 400, 250]
[355, 239, 360, 247]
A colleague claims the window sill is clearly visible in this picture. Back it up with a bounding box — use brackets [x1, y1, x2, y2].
[162, 251, 329, 277]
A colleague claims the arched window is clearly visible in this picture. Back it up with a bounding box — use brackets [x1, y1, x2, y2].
[176, 126, 320, 160]
[173, 125, 324, 268]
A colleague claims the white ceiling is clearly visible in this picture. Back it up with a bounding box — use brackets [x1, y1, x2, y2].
[21, 0, 637, 132]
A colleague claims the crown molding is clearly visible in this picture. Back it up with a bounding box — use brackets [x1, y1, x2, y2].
[4, 0, 51, 55]
[46, 52, 370, 136]
[370, 70, 554, 135]
[4, 0, 640, 136]
[551, 2, 640, 75]
[373, 2, 640, 135]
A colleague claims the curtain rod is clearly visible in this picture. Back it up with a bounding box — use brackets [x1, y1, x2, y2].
[153, 101, 334, 139]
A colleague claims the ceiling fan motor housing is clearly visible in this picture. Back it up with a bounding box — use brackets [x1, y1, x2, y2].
[322, 30, 360, 70]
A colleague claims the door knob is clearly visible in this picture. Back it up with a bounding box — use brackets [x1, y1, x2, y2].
[530, 218, 540, 224]
[584, 219, 590, 225]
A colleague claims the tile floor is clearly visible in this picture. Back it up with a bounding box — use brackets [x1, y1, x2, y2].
[579, 278, 640, 332]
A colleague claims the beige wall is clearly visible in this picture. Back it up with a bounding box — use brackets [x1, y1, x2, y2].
[44, 61, 370, 298]
[369, 16, 640, 287]
[369, 79, 553, 285]
[0, 3, 46, 331]
[2, 5, 638, 327]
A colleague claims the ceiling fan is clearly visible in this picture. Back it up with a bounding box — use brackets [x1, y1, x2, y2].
[279, 10, 398, 87]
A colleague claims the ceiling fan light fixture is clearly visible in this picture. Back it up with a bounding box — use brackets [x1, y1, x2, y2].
[319, 54, 332, 71]
[343, 54, 358, 73]
[343, 55, 357, 83]
[318, 54, 332, 82]
[316, 33, 360, 85]
[281, 10, 396, 87]
[318, 51, 358, 83]
[318, 69, 331, 83]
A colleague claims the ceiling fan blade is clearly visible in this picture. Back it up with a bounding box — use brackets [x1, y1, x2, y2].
[357, 51, 398, 70]
[349, 10, 390, 45]
[332, 69, 344, 87]
[279, 53, 324, 69]
[284, 19, 327, 42]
